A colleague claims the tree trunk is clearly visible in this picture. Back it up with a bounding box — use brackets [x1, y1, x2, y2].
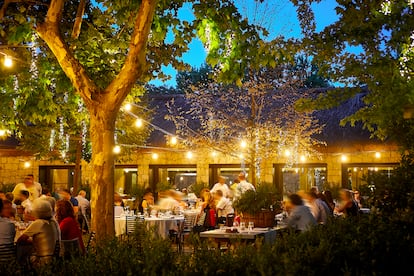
[72, 137, 82, 195]
[89, 107, 117, 240]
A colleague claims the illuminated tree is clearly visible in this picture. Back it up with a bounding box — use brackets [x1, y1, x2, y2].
[0, 0, 315, 239]
[167, 65, 324, 185]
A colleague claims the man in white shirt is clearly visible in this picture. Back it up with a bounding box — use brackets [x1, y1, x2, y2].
[12, 174, 42, 202]
[214, 190, 234, 224]
[235, 171, 255, 200]
[211, 176, 231, 198]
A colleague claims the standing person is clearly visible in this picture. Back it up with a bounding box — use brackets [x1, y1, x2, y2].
[234, 171, 255, 200]
[76, 190, 90, 233]
[211, 176, 231, 198]
[284, 193, 317, 232]
[12, 174, 42, 202]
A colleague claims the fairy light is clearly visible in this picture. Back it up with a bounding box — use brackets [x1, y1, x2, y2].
[170, 136, 178, 145]
[24, 161, 31, 168]
[186, 151, 193, 159]
[4, 55, 12, 67]
[113, 145, 121, 154]
[135, 118, 143, 128]
[152, 153, 159, 160]
[375, 152, 381, 159]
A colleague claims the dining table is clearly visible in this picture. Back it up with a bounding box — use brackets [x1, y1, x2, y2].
[114, 214, 185, 239]
[144, 215, 185, 239]
[199, 226, 280, 248]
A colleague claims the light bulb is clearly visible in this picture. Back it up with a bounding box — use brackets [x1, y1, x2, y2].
[4, 56, 12, 67]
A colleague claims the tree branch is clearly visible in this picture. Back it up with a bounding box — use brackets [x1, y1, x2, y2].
[71, 0, 87, 39]
[36, 0, 97, 107]
[106, 0, 158, 107]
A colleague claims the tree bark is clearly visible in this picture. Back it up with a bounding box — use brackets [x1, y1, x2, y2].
[89, 104, 117, 238]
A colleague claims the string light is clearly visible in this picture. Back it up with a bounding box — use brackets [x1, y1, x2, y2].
[375, 152, 381, 159]
[152, 153, 159, 160]
[135, 118, 143, 128]
[4, 55, 12, 67]
[113, 145, 121, 154]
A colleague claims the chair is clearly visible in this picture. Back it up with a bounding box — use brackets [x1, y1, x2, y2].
[125, 215, 138, 234]
[86, 231, 96, 254]
[177, 213, 198, 253]
[61, 238, 81, 259]
[226, 213, 235, 227]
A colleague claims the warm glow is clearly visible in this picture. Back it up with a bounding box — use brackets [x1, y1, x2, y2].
[124, 103, 132, 111]
[300, 155, 306, 162]
[374, 167, 379, 172]
[135, 118, 143, 128]
[124, 169, 129, 173]
[240, 140, 247, 148]
[341, 155, 348, 162]
[152, 153, 159, 160]
[239, 153, 244, 159]
[4, 56, 12, 67]
[113, 145, 121, 154]
[375, 152, 381, 159]
[211, 151, 217, 157]
[353, 167, 358, 172]
[186, 151, 193, 159]
[0, 129, 6, 136]
[284, 149, 291, 157]
[170, 136, 178, 145]
[24, 161, 31, 168]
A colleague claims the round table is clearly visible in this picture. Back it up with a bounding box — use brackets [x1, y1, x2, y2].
[144, 216, 184, 239]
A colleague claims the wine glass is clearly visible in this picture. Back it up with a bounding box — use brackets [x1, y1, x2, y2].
[248, 221, 254, 232]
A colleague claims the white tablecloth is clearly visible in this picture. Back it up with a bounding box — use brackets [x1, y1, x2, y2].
[115, 216, 137, 237]
[144, 216, 184, 239]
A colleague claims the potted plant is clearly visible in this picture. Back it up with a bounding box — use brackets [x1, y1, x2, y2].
[232, 183, 282, 227]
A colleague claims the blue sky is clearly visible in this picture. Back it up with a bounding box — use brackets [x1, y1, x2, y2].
[150, 0, 339, 88]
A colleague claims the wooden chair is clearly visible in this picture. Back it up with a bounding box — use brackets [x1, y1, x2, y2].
[125, 215, 138, 235]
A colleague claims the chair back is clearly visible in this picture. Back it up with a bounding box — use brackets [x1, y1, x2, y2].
[226, 213, 235, 227]
[183, 212, 198, 232]
[125, 215, 137, 234]
[0, 243, 16, 263]
[86, 231, 96, 254]
[61, 238, 81, 259]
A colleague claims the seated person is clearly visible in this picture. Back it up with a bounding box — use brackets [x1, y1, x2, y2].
[56, 200, 85, 255]
[156, 190, 180, 212]
[213, 190, 234, 225]
[1, 199, 16, 220]
[139, 191, 154, 214]
[16, 198, 61, 268]
[0, 199, 16, 245]
[284, 193, 317, 232]
[335, 189, 359, 217]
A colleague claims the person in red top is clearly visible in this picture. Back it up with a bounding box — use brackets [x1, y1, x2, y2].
[55, 199, 85, 255]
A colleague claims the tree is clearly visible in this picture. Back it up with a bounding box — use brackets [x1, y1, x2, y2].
[295, 0, 414, 152]
[1, 0, 314, 239]
[167, 65, 324, 185]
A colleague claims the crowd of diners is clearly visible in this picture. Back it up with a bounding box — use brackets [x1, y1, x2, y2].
[0, 174, 90, 269]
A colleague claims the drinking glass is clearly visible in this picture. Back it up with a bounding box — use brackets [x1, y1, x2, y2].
[248, 221, 254, 232]
[240, 222, 246, 231]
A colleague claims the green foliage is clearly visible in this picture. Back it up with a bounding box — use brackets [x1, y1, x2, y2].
[187, 182, 208, 198]
[233, 183, 281, 215]
[295, 0, 414, 151]
[0, 183, 15, 193]
[359, 153, 414, 218]
[3, 212, 414, 275]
